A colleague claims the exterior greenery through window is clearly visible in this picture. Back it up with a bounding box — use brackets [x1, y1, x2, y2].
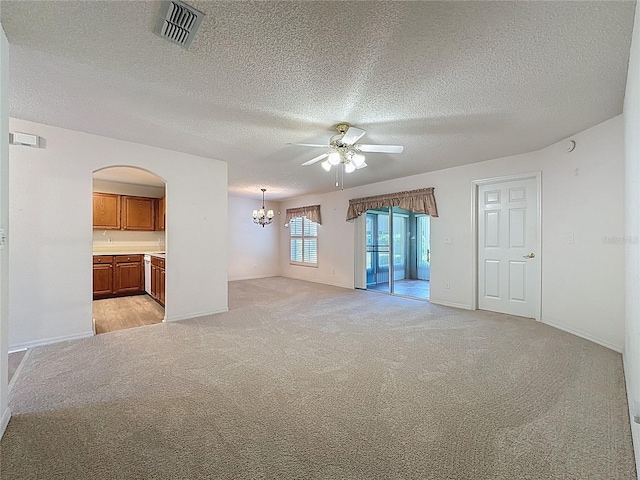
[290, 216, 318, 265]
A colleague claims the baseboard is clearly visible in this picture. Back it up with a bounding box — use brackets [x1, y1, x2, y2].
[1, 407, 10, 439]
[229, 274, 278, 282]
[281, 274, 353, 290]
[541, 318, 622, 352]
[8, 331, 94, 352]
[622, 351, 640, 480]
[428, 299, 473, 310]
[165, 308, 229, 323]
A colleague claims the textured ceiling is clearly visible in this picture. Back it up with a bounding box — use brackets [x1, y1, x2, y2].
[1, 1, 635, 200]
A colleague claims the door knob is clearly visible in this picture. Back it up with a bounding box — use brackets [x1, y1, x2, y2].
[523, 253, 535, 259]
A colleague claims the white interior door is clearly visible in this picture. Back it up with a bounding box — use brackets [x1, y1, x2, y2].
[478, 177, 540, 318]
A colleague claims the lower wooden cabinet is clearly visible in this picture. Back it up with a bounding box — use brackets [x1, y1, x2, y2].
[93, 256, 114, 297]
[114, 255, 143, 294]
[93, 254, 144, 299]
[150, 256, 165, 306]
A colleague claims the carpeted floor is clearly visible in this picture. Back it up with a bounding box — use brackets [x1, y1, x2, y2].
[1, 277, 636, 479]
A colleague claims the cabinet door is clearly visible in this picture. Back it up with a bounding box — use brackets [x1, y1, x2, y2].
[114, 261, 143, 294]
[156, 197, 166, 231]
[93, 264, 113, 297]
[151, 264, 158, 299]
[93, 193, 120, 229]
[122, 196, 155, 231]
[159, 267, 166, 306]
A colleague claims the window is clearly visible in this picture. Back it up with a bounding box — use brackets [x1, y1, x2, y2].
[290, 216, 318, 266]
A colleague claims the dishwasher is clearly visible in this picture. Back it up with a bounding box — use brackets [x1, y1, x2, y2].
[144, 254, 152, 294]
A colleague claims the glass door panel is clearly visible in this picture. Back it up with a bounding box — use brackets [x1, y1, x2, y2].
[392, 209, 408, 284]
[417, 215, 430, 280]
[365, 211, 390, 292]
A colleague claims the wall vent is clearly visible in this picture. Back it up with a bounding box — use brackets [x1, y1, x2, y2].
[154, 0, 205, 50]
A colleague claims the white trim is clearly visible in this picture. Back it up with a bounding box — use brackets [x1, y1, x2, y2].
[1, 407, 10, 438]
[228, 274, 278, 282]
[7, 348, 31, 394]
[8, 331, 94, 352]
[471, 171, 542, 321]
[542, 318, 622, 352]
[164, 308, 228, 323]
[428, 299, 473, 310]
[281, 274, 353, 290]
[623, 351, 640, 480]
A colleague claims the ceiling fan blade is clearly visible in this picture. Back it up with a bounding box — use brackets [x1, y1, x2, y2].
[357, 144, 404, 154]
[301, 152, 329, 166]
[288, 143, 331, 148]
[340, 127, 366, 145]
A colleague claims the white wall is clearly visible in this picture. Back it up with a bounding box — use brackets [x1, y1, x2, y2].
[92, 179, 165, 252]
[280, 115, 625, 351]
[624, 2, 640, 475]
[8, 119, 228, 350]
[228, 195, 280, 281]
[0, 25, 10, 438]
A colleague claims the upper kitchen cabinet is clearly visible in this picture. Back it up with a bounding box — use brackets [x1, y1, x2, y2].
[93, 193, 121, 229]
[122, 196, 155, 231]
[156, 197, 166, 231]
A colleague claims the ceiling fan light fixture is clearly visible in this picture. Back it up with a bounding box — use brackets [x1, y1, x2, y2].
[328, 151, 341, 166]
[351, 152, 366, 168]
[321, 159, 332, 172]
[344, 162, 356, 173]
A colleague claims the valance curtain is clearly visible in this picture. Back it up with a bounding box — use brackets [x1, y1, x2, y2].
[285, 205, 321, 225]
[346, 187, 438, 221]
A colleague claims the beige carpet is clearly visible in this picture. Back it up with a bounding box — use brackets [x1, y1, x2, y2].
[1, 277, 636, 479]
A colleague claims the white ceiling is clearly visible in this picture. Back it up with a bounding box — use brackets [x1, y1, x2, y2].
[1, 1, 635, 200]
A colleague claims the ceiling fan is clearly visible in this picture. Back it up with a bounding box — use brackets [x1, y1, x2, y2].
[290, 123, 404, 178]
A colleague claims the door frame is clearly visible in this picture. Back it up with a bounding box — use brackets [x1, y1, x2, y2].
[471, 171, 542, 320]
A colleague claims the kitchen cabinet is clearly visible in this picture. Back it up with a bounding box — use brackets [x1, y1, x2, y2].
[114, 255, 144, 294]
[93, 254, 144, 298]
[156, 196, 166, 231]
[93, 193, 159, 231]
[122, 196, 155, 231]
[150, 256, 165, 306]
[93, 255, 114, 297]
[93, 193, 121, 229]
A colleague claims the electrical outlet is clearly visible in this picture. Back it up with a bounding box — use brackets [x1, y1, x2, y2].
[568, 233, 574, 244]
[445, 281, 450, 289]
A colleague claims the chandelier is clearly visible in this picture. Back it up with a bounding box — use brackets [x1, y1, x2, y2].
[252, 188, 274, 227]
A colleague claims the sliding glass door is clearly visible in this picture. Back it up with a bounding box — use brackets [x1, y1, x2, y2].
[365, 207, 430, 299]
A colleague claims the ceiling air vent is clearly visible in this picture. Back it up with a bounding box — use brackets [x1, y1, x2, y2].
[154, 0, 205, 50]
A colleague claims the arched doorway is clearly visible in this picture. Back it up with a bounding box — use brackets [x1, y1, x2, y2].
[92, 166, 167, 334]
